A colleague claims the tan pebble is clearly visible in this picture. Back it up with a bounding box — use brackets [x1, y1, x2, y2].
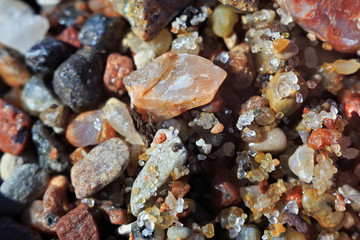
[211, 122, 224, 134]
[247, 127, 287, 153]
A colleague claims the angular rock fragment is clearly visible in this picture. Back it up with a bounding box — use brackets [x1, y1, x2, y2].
[32, 120, 69, 173]
[56, 203, 100, 240]
[53, 48, 105, 112]
[114, 0, 190, 41]
[0, 98, 31, 155]
[130, 129, 187, 216]
[0, 217, 42, 240]
[100, 201, 130, 225]
[0, 164, 49, 215]
[0, 44, 31, 87]
[123, 52, 227, 121]
[219, 0, 259, 13]
[71, 138, 130, 198]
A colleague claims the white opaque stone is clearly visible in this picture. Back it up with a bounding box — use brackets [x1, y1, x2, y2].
[288, 145, 314, 183]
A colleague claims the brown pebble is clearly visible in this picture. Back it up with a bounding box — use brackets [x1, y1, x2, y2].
[100, 201, 130, 225]
[210, 122, 224, 134]
[57, 26, 82, 48]
[43, 175, 69, 229]
[21, 200, 54, 234]
[283, 212, 311, 234]
[70, 147, 90, 165]
[56, 203, 100, 240]
[0, 98, 31, 155]
[171, 180, 191, 199]
[103, 53, 134, 93]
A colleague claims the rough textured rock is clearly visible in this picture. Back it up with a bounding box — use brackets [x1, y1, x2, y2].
[53, 48, 105, 112]
[276, 0, 360, 53]
[71, 138, 130, 198]
[130, 129, 187, 216]
[32, 120, 69, 173]
[123, 52, 227, 121]
[114, 0, 190, 41]
[25, 38, 75, 73]
[99, 201, 130, 225]
[0, 164, 49, 215]
[0, 44, 31, 87]
[56, 203, 100, 240]
[219, 0, 259, 13]
[0, 150, 37, 181]
[0, 98, 31, 155]
[79, 14, 124, 52]
[21, 75, 61, 116]
[0, 217, 42, 240]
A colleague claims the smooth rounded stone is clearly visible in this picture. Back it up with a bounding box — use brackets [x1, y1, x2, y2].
[0, 44, 31, 87]
[0, 163, 49, 215]
[56, 203, 100, 240]
[288, 145, 314, 183]
[21, 75, 61, 116]
[211, 4, 239, 38]
[103, 98, 144, 145]
[25, 38, 76, 73]
[53, 48, 105, 112]
[130, 129, 187, 216]
[236, 225, 261, 240]
[79, 14, 124, 52]
[0, 150, 37, 181]
[265, 70, 308, 117]
[247, 127, 287, 153]
[39, 104, 70, 129]
[0, 98, 31, 155]
[167, 226, 192, 240]
[71, 137, 130, 199]
[123, 52, 227, 121]
[114, 0, 190, 41]
[0, 217, 42, 240]
[0, 0, 49, 54]
[276, 0, 360, 53]
[66, 110, 116, 147]
[21, 200, 54, 234]
[32, 120, 69, 173]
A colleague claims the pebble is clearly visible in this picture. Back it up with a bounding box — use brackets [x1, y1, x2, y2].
[0, 164, 49, 215]
[103, 98, 144, 145]
[167, 226, 193, 240]
[21, 200, 54, 234]
[0, 98, 31, 155]
[171, 179, 191, 199]
[220, 0, 258, 13]
[123, 52, 227, 121]
[69, 147, 89, 165]
[236, 225, 261, 240]
[53, 48, 105, 112]
[130, 129, 187, 216]
[288, 145, 314, 183]
[25, 38, 75, 73]
[56, 203, 100, 240]
[57, 26, 82, 48]
[0, 217, 42, 240]
[0, 0, 49, 54]
[32, 120, 69, 173]
[39, 104, 70, 129]
[21, 75, 61, 116]
[211, 4, 239, 38]
[276, 0, 360, 53]
[0, 44, 31, 87]
[71, 137, 130, 198]
[115, 0, 190, 41]
[0, 150, 37, 181]
[99, 201, 130, 225]
[79, 14, 124, 52]
[103, 53, 133, 94]
[43, 175, 69, 229]
[66, 110, 116, 147]
[247, 127, 287, 153]
[265, 70, 308, 117]
[214, 43, 255, 91]
[211, 168, 241, 209]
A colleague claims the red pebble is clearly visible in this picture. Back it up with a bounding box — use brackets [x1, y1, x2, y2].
[341, 90, 360, 132]
[57, 26, 82, 48]
[103, 53, 134, 93]
[56, 203, 100, 240]
[0, 98, 31, 155]
[277, 0, 360, 53]
[100, 201, 130, 225]
[307, 128, 341, 150]
[171, 180, 191, 199]
[211, 169, 241, 209]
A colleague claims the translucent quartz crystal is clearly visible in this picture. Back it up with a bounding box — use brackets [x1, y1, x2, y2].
[0, 0, 49, 54]
[288, 145, 314, 183]
[103, 98, 144, 145]
[123, 52, 227, 121]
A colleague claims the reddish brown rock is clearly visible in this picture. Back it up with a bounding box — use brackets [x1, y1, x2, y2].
[100, 201, 130, 225]
[56, 203, 100, 240]
[43, 176, 69, 229]
[211, 169, 241, 209]
[171, 180, 191, 199]
[0, 98, 31, 155]
[57, 26, 82, 48]
[276, 0, 360, 53]
[103, 53, 134, 93]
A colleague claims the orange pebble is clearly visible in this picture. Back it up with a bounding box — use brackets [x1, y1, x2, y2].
[153, 133, 166, 144]
[211, 122, 224, 134]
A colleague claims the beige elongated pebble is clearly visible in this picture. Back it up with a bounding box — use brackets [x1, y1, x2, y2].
[247, 127, 287, 153]
[288, 145, 314, 183]
[167, 226, 193, 240]
[130, 129, 187, 216]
